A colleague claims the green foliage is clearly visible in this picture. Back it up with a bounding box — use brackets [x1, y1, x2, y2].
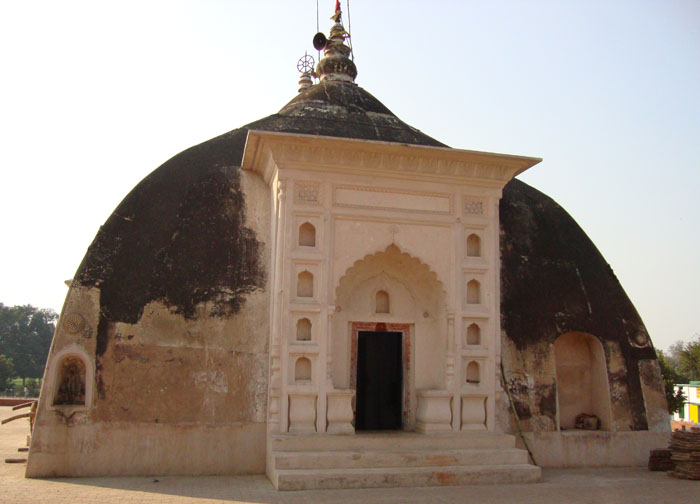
[0, 303, 57, 381]
[25, 377, 41, 397]
[656, 349, 686, 415]
[666, 335, 700, 382]
[678, 336, 700, 381]
[0, 354, 16, 390]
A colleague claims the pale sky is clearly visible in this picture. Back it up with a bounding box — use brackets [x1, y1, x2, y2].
[1, 1, 698, 352]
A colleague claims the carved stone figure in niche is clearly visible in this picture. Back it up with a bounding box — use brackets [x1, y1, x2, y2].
[53, 357, 86, 405]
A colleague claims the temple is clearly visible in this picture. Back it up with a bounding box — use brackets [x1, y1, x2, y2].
[27, 5, 669, 490]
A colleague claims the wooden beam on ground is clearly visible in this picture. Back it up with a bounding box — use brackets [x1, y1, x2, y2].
[12, 401, 36, 411]
[1, 413, 30, 425]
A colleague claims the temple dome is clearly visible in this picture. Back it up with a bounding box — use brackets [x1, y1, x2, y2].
[75, 79, 444, 326]
[275, 80, 444, 147]
[75, 75, 655, 373]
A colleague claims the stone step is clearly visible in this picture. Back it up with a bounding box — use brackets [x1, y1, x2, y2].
[273, 448, 528, 470]
[273, 463, 542, 490]
[270, 432, 516, 452]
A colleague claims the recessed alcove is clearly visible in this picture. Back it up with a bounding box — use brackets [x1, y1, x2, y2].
[466, 361, 480, 385]
[298, 222, 316, 247]
[297, 271, 313, 298]
[53, 355, 87, 406]
[554, 332, 612, 431]
[296, 318, 312, 341]
[294, 357, 312, 382]
[466, 323, 481, 346]
[466, 233, 481, 257]
[375, 290, 390, 313]
[466, 279, 481, 304]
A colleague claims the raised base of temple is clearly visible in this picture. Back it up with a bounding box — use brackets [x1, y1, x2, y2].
[523, 430, 670, 468]
[267, 431, 540, 490]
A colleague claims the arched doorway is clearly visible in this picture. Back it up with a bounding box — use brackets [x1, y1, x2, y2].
[333, 245, 446, 430]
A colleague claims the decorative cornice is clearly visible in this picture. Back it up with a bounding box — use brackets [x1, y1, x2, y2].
[241, 131, 541, 187]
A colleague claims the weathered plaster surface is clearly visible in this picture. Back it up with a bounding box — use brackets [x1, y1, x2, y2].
[501, 338, 558, 432]
[638, 359, 671, 432]
[499, 179, 668, 437]
[28, 77, 670, 478]
[28, 167, 271, 477]
[27, 422, 266, 477]
[521, 431, 669, 468]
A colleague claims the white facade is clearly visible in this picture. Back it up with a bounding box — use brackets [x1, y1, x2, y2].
[241, 130, 540, 436]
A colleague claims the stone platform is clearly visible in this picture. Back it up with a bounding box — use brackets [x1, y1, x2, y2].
[267, 431, 540, 490]
[3, 408, 697, 504]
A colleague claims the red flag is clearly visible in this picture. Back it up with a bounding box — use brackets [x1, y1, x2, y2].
[331, 0, 342, 22]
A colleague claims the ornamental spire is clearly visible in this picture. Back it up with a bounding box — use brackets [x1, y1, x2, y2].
[314, 1, 357, 82]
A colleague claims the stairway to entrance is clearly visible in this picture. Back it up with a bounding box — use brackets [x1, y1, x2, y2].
[267, 431, 541, 490]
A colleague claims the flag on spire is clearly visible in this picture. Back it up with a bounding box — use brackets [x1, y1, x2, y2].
[331, 0, 342, 23]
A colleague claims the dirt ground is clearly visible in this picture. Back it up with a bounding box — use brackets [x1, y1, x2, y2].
[1, 406, 696, 503]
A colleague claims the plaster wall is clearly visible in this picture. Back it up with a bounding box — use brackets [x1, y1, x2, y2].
[500, 338, 559, 433]
[500, 332, 670, 439]
[522, 431, 669, 468]
[637, 359, 672, 431]
[27, 170, 271, 477]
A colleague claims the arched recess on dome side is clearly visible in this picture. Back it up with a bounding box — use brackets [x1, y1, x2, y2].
[45, 344, 95, 411]
[553, 331, 612, 431]
[331, 244, 448, 427]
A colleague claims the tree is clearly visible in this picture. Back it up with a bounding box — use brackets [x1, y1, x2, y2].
[677, 335, 700, 381]
[0, 303, 57, 381]
[665, 341, 686, 374]
[0, 354, 15, 391]
[656, 349, 686, 415]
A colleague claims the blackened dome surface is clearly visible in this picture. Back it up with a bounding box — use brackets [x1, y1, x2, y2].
[500, 178, 655, 430]
[76, 80, 445, 332]
[76, 79, 655, 428]
[275, 81, 445, 146]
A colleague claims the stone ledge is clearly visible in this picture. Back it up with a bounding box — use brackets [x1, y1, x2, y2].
[521, 430, 670, 468]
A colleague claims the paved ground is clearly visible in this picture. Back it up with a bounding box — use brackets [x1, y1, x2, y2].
[1, 407, 697, 503]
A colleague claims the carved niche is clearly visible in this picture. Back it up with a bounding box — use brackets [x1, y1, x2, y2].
[53, 356, 86, 406]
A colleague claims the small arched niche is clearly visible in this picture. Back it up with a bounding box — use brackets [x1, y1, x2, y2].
[297, 271, 313, 298]
[466, 234, 481, 257]
[554, 332, 612, 431]
[466, 361, 480, 385]
[53, 355, 86, 406]
[375, 290, 390, 314]
[467, 279, 481, 304]
[466, 323, 481, 346]
[295, 357, 312, 382]
[296, 318, 312, 341]
[298, 222, 316, 247]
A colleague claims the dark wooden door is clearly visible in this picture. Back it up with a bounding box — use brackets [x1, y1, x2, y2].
[356, 331, 402, 430]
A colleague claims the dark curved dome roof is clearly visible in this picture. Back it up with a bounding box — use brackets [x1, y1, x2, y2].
[208, 79, 447, 170]
[76, 78, 657, 419]
[77, 80, 443, 328]
[273, 80, 445, 147]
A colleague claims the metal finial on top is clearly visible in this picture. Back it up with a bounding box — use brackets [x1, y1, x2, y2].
[314, 1, 357, 82]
